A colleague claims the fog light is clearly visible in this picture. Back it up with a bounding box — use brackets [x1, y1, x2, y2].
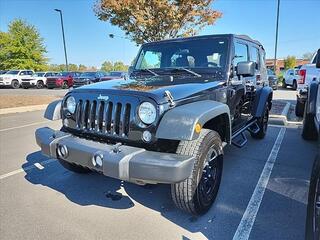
[142, 130, 152, 142]
[92, 153, 103, 167]
[57, 145, 68, 159]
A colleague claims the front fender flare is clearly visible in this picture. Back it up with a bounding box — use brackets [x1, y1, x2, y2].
[306, 82, 319, 115]
[156, 100, 231, 142]
[44, 100, 62, 120]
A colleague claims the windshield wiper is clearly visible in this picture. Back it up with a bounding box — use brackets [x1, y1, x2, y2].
[135, 68, 159, 76]
[169, 67, 202, 77]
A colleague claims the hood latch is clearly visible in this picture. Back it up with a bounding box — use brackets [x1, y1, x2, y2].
[164, 90, 175, 107]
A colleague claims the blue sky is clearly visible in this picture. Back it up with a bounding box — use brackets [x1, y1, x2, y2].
[0, 0, 319, 68]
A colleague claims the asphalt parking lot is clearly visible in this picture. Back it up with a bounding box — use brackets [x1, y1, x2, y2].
[0, 107, 318, 240]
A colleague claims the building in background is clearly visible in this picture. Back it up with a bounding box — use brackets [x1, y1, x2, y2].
[266, 59, 310, 74]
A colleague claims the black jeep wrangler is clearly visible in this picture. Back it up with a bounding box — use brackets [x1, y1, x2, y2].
[36, 34, 272, 215]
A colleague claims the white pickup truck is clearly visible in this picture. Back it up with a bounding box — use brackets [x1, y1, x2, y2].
[295, 49, 320, 116]
[0, 70, 34, 89]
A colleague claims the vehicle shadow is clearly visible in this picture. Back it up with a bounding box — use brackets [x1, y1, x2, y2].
[24, 151, 219, 239]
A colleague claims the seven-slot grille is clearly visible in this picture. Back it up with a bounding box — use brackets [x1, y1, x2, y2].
[74, 99, 132, 137]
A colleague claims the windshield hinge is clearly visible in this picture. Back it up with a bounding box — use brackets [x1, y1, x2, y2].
[164, 90, 175, 107]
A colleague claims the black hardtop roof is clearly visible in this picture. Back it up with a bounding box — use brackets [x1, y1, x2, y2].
[143, 34, 263, 49]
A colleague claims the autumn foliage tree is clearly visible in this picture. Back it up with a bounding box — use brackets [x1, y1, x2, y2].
[94, 0, 222, 44]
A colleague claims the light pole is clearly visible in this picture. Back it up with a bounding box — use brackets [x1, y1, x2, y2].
[54, 9, 69, 71]
[273, 0, 280, 73]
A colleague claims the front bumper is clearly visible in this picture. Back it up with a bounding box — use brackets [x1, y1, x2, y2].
[35, 127, 195, 184]
[21, 81, 36, 87]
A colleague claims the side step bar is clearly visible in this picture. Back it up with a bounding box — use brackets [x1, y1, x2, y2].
[231, 119, 259, 148]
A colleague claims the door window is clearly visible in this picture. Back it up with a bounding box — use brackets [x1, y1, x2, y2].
[250, 46, 260, 70]
[234, 42, 248, 66]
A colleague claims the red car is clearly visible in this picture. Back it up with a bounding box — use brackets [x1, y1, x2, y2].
[46, 72, 80, 89]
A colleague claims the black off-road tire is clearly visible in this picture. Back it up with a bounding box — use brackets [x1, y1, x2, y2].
[171, 129, 223, 215]
[282, 80, 287, 88]
[58, 159, 91, 174]
[302, 104, 318, 141]
[11, 80, 20, 89]
[295, 100, 305, 117]
[36, 80, 44, 89]
[305, 154, 320, 240]
[292, 80, 297, 90]
[251, 103, 269, 139]
[62, 81, 69, 89]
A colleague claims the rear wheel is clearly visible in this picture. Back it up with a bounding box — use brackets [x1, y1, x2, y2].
[171, 129, 223, 215]
[58, 159, 91, 174]
[36, 80, 44, 89]
[292, 80, 297, 90]
[302, 103, 318, 141]
[251, 103, 269, 139]
[11, 80, 20, 89]
[282, 80, 287, 88]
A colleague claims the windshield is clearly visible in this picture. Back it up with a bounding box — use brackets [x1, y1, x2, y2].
[58, 72, 70, 77]
[134, 37, 229, 74]
[33, 72, 45, 77]
[6, 70, 19, 75]
[80, 72, 96, 77]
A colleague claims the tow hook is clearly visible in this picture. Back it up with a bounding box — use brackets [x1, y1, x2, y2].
[112, 143, 122, 153]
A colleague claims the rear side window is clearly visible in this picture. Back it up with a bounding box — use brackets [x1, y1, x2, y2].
[234, 42, 248, 66]
[250, 46, 260, 70]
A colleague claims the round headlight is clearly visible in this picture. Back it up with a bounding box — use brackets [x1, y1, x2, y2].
[66, 96, 76, 114]
[138, 102, 156, 125]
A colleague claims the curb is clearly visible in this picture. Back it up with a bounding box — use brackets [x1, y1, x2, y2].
[0, 104, 48, 115]
[269, 102, 291, 126]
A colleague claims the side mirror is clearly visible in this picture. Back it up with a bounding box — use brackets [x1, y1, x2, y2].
[316, 48, 320, 68]
[237, 61, 255, 77]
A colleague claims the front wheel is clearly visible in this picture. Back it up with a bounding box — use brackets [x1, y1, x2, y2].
[36, 80, 44, 89]
[62, 81, 69, 89]
[171, 129, 223, 215]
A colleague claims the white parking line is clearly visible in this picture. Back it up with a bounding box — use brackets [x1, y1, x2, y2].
[0, 121, 49, 132]
[232, 127, 286, 240]
[0, 159, 56, 180]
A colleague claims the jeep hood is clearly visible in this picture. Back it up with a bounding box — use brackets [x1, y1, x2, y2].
[72, 75, 226, 104]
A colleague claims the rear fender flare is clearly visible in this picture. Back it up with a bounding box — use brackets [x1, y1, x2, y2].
[251, 86, 273, 118]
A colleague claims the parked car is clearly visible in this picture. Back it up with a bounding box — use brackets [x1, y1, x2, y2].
[73, 71, 106, 88]
[0, 70, 7, 75]
[283, 68, 300, 90]
[101, 71, 127, 81]
[301, 49, 320, 140]
[0, 70, 34, 89]
[21, 71, 58, 89]
[46, 71, 80, 89]
[35, 34, 272, 215]
[267, 69, 278, 90]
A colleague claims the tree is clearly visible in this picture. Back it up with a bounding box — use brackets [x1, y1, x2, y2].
[284, 56, 297, 70]
[302, 52, 314, 61]
[101, 60, 114, 72]
[0, 19, 48, 71]
[113, 61, 128, 71]
[78, 64, 87, 71]
[68, 63, 78, 71]
[94, 0, 222, 44]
